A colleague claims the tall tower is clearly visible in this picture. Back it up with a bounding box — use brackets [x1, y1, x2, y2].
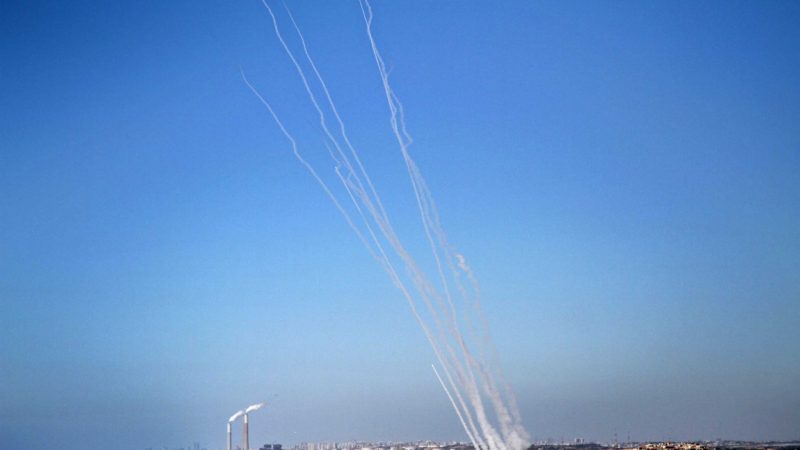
[243, 403, 265, 450]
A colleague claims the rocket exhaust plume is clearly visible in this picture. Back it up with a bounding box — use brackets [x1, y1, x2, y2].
[433, 363, 481, 450]
[244, 2, 530, 449]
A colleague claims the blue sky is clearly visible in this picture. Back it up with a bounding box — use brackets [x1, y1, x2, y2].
[2, 1, 799, 449]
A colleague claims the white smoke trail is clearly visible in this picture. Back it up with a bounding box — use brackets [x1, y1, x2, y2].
[248, 11, 479, 446]
[282, 4, 392, 230]
[245, 2, 530, 449]
[433, 363, 480, 450]
[357, 2, 529, 449]
[240, 70, 380, 264]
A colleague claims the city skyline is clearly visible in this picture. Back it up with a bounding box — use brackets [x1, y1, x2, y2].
[144, 439, 800, 450]
[2, 1, 799, 449]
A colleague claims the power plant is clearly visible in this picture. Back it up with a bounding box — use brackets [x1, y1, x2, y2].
[228, 403, 265, 450]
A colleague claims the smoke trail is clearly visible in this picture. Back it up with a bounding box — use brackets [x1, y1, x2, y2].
[245, 2, 530, 449]
[247, 12, 479, 445]
[356, 2, 529, 449]
[433, 363, 480, 450]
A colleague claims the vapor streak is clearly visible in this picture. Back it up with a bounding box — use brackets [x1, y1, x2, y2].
[245, 2, 530, 449]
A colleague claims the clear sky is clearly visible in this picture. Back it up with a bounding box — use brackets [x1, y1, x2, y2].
[2, 1, 799, 449]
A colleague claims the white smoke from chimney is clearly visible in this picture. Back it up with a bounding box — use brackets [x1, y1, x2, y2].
[229, 411, 244, 423]
[245, 403, 265, 414]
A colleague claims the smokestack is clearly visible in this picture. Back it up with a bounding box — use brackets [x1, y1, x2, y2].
[228, 410, 244, 450]
[243, 403, 265, 450]
[243, 413, 249, 450]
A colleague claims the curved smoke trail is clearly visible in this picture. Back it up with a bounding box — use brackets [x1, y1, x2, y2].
[244, 2, 530, 449]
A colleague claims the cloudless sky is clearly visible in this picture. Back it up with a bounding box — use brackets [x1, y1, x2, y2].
[2, 1, 799, 450]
